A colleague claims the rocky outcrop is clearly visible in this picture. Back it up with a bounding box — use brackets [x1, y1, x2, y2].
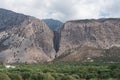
[0, 8, 55, 63]
[57, 19, 120, 60]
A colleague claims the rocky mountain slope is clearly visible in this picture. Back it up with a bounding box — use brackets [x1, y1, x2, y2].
[43, 19, 63, 31]
[56, 19, 120, 62]
[0, 8, 55, 63]
[0, 8, 120, 63]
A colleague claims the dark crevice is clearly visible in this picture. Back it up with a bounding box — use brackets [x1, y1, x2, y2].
[53, 31, 60, 53]
[0, 36, 10, 52]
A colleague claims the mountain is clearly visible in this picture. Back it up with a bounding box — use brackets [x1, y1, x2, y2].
[55, 19, 120, 62]
[43, 19, 63, 31]
[0, 8, 55, 64]
[0, 8, 120, 63]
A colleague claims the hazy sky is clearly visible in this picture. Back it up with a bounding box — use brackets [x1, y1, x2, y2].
[0, 0, 120, 21]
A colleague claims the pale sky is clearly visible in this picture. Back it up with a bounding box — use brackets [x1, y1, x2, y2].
[0, 0, 120, 21]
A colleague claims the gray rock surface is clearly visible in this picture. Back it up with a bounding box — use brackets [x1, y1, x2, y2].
[0, 8, 55, 64]
[57, 19, 120, 57]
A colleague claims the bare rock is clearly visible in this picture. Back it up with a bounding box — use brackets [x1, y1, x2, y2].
[0, 8, 55, 63]
[57, 19, 120, 59]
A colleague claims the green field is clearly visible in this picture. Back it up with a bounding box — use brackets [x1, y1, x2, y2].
[0, 62, 120, 80]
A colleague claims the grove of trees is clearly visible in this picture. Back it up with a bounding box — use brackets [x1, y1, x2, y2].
[0, 62, 120, 80]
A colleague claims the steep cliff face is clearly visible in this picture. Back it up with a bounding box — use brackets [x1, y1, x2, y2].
[57, 19, 120, 60]
[0, 8, 55, 63]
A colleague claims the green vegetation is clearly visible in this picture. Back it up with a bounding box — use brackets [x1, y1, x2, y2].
[0, 62, 120, 80]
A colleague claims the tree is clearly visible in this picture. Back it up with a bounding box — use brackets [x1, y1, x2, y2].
[61, 75, 76, 80]
[21, 72, 31, 80]
[42, 73, 55, 80]
[30, 73, 55, 80]
[97, 70, 110, 79]
[0, 73, 11, 80]
[8, 73, 23, 80]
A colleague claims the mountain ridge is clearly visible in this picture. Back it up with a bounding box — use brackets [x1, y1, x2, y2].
[0, 8, 120, 63]
[0, 8, 56, 64]
[56, 18, 120, 62]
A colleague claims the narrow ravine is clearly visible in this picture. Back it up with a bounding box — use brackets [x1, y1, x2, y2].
[53, 31, 60, 53]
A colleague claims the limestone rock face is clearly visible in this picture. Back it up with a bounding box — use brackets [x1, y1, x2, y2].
[0, 8, 55, 63]
[57, 19, 120, 57]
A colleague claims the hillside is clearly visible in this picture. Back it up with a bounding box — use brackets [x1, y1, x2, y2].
[0, 8, 55, 63]
[56, 19, 120, 62]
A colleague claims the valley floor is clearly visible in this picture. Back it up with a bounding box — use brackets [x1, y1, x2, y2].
[0, 62, 120, 80]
